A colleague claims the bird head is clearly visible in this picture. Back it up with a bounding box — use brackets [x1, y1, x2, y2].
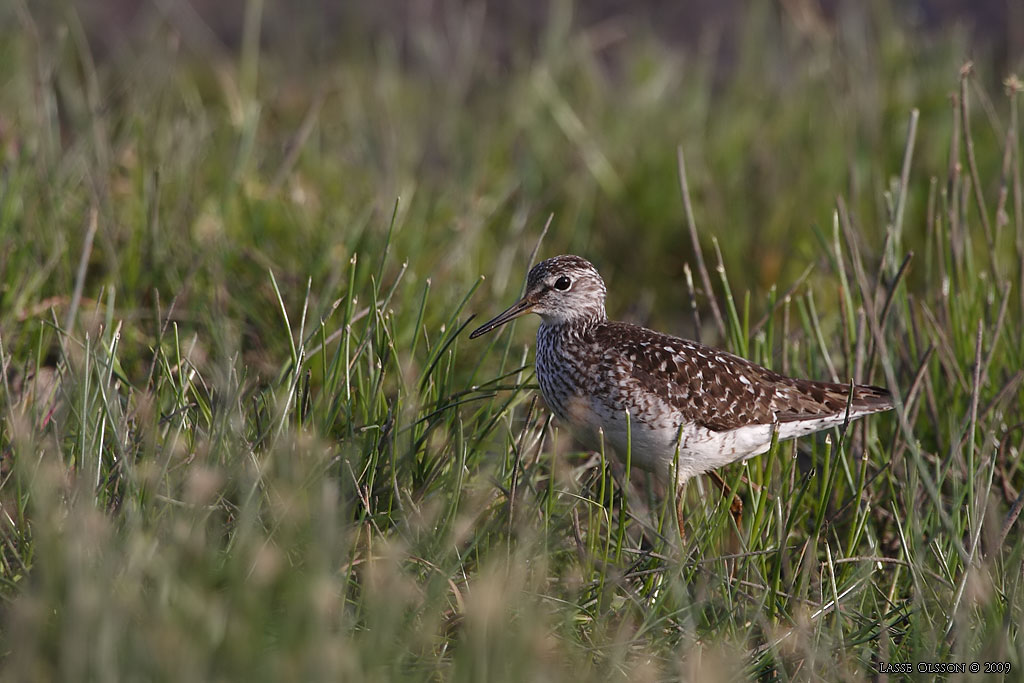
[469, 255, 607, 338]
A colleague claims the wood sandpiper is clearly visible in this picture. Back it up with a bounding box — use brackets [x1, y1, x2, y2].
[470, 254, 894, 533]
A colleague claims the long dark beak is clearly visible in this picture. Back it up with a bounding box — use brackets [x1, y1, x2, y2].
[469, 296, 535, 339]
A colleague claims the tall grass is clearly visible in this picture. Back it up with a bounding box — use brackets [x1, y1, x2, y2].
[1, 3, 1022, 679]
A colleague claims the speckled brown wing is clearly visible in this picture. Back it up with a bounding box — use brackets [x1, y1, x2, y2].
[767, 377, 892, 424]
[591, 322, 892, 432]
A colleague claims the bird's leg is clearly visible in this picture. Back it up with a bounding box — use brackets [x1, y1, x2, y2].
[674, 482, 686, 541]
[709, 470, 743, 529]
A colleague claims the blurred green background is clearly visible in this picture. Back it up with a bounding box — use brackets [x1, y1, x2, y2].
[3, 0, 1018, 339]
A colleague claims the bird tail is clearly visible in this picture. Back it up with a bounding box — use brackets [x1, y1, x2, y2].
[774, 379, 894, 423]
[849, 383, 893, 414]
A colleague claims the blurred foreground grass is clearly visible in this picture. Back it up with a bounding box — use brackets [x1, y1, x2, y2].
[1, 3, 1023, 680]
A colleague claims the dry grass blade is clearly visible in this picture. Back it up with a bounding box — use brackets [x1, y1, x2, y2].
[677, 146, 726, 340]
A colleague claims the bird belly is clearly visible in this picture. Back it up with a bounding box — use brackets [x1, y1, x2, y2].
[540, 386, 771, 482]
[589, 415, 681, 475]
[542, 392, 671, 470]
[674, 423, 775, 479]
[548, 393, 691, 476]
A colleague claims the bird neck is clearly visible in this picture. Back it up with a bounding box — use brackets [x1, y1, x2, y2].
[539, 312, 604, 341]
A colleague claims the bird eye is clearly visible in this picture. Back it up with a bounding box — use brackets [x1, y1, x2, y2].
[553, 275, 572, 291]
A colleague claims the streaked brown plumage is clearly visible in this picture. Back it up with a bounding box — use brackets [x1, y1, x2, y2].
[470, 255, 893, 528]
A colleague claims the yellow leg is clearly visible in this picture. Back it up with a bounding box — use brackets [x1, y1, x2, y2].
[674, 482, 686, 541]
